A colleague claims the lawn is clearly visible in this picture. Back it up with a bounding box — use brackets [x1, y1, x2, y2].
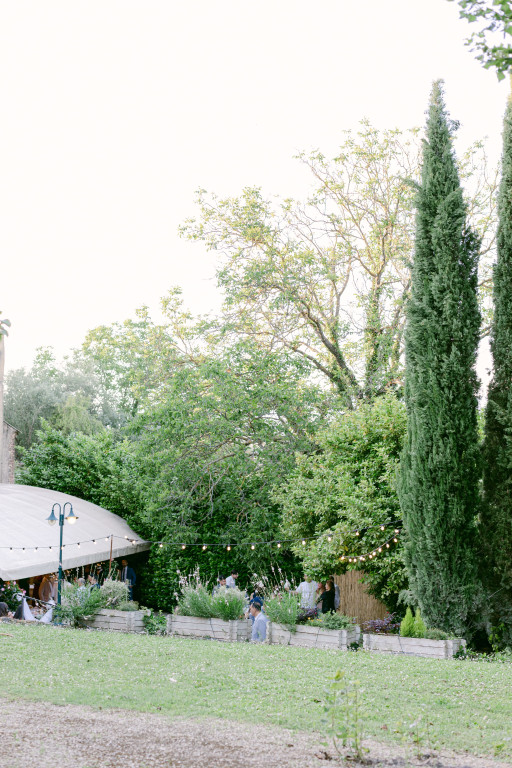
[1, 624, 511, 761]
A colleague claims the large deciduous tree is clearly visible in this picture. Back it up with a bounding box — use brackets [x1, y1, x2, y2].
[481, 94, 512, 644]
[181, 123, 496, 408]
[398, 82, 482, 636]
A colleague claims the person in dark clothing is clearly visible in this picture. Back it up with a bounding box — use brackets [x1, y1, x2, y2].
[317, 579, 336, 614]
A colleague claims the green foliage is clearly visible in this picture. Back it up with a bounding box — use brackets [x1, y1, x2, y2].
[142, 609, 167, 635]
[263, 593, 300, 632]
[308, 613, 355, 630]
[116, 601, 139, 612]
[55, 583, 105, 627]
[448, 0, 512, 79]
[400, 607, 415, 637]
[182, 125, 496, 407]
[17, 425, 146, 533]
[399, 82, 482, 637]
[177, 586, 215, 618]
[413, 608, 427, 638]
[176, 584, 246, 621]
[276, 394, 408, 609]
[482, 98, 512, 647]
[211, 588, 246, 622]
[424, 628, 449, 640]
[0, 581, 22, 611]
[323, 668, 366, 761]
[99, 579, 130, 608]
[4, 347, 126, 451]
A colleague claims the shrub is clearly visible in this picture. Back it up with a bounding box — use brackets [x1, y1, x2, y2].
[424, 628, 449, 640]
[143, 609, 167, 635]
[211, 588, 246, 621]
[177, 585, 215, 618]
[309, 613, 356, 630]
[264, 593, 300, 632]
[100, 579, 130, 607]
[55, 583, 106, 627]
[0, 581, 23, 611]
[413, 608, 427, 638]
[116, 600, 139, 612]
[400, 607, 415, 637]
[362, 613, 400, 635]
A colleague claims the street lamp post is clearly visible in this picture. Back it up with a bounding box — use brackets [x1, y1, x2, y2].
[46, 502, 78, 605]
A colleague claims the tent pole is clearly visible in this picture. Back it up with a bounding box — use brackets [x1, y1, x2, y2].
[108, 534, 113, 578]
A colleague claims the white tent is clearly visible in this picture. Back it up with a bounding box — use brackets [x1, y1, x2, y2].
[0, 484, 150, 580]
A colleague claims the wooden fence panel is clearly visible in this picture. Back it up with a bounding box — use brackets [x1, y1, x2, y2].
[334, 570, 388, 625]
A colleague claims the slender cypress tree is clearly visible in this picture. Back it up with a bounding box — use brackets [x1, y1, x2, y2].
[399, 82, 482, 636]
[481, 85, 512, 643]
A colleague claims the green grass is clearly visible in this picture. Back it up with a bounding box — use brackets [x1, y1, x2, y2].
[1, 624, 512, 761]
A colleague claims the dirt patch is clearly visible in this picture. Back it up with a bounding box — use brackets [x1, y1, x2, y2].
[0, 698, 508, 768]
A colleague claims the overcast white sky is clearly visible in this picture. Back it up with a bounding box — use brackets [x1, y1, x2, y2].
[0, 0, 507, 375]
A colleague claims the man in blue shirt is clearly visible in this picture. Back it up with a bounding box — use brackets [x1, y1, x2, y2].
[250, 602, 268, 642]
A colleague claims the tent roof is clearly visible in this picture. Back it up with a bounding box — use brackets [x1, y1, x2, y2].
[0, 484, 150, 581]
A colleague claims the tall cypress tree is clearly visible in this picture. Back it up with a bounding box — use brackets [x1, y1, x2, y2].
[481, 87, 512, 643]
[399, 82, 482, 636]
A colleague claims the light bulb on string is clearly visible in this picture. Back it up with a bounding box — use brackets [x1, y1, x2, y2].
[378, 547, 382, 552]
[226, 545, 231, 551]
[393, 537, 398, 543]
[386, 543, 390, 548]
[380, 525, 385, 531]
[277, 542, 281, 548]
[301, 539, 306, 546]
[181, 545, 186, 550]
[159, 543, 163, 548]
[355, 531, 359, 536]
[251, 544, 255, 550]
[202, 545, 207, 551]
[327, 536, 332, 542]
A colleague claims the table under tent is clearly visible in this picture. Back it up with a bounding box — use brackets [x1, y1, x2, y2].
[0, 484, 150, 621]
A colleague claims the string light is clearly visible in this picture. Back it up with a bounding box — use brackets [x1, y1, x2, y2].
[1, 520, 401, 555]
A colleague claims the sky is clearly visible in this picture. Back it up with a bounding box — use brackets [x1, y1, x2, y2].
[0, 0, 508, 376]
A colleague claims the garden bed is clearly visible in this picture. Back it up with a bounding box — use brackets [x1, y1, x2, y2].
[166, 614, 251, 642]
[363, 632, 466, 658]
[83, 609, 148, 633]
[268, 622, 360, 650]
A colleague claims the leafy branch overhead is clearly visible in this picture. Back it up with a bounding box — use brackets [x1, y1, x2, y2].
[449, 0, 512, 79]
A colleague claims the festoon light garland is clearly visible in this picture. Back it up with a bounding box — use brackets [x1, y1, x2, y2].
[0, 521, 401, 561]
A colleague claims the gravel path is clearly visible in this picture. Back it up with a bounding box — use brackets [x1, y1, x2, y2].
[0, 699, 509, 768]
